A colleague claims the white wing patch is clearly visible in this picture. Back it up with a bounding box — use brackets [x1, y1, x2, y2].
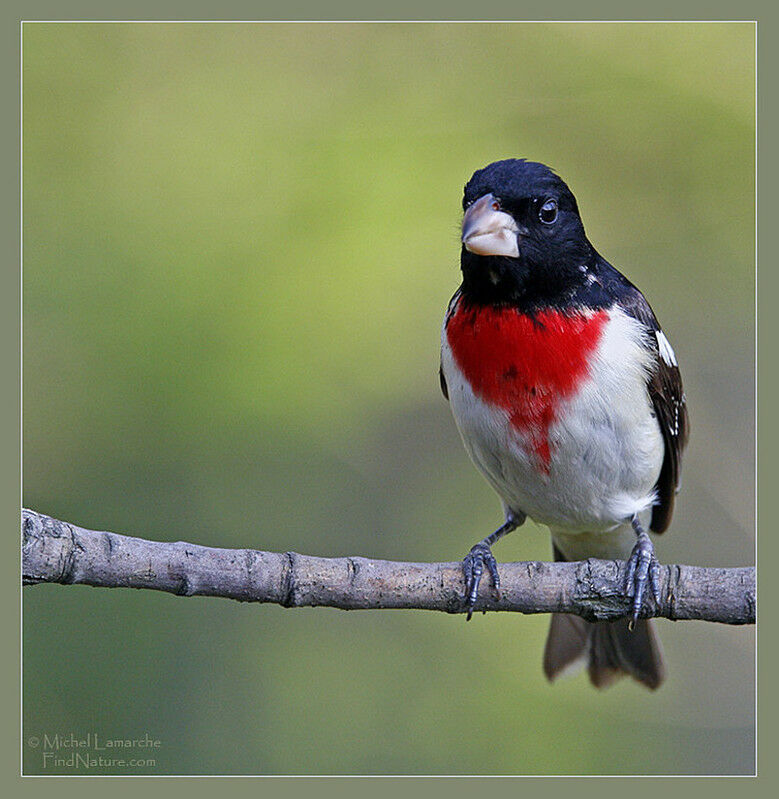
[656, 330, 678, 367]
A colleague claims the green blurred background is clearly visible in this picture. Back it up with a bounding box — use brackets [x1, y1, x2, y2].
[22, 22, 755, 775]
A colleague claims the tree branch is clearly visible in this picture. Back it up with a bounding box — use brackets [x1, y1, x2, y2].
[21, 509, 755, 624]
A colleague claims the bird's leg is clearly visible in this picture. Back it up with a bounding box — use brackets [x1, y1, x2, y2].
[625, 516, 662, 628]
[462, 513, 522, 621]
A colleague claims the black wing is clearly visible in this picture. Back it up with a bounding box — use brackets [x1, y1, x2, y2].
[618, 286, 689, 534]
[439, 288, 462, 402]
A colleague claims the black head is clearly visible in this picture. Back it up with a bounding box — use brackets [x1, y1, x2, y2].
[459, 159, 596, 308]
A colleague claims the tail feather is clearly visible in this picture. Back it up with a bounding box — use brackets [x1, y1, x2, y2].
[544, 614, 665, 690]
[546, 535, 665, 690]
[589, 617, 665, 689]
[542, 613, 589, 681]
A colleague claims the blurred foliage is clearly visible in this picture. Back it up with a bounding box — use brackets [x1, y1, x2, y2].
[23, 22, 754, 775]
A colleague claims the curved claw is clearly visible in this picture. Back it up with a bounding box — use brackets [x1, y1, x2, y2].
[462, 542, 500, 621]
[625, 531, 661, 629]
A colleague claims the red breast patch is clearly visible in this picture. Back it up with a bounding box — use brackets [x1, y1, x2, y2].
[446, 299, 607, 470]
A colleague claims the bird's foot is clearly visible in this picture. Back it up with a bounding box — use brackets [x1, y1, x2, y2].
[624, 529, 661, 628]
[462, 541, 500, 621]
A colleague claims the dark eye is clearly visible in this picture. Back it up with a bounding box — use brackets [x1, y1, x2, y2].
[539, 199, 558, 224]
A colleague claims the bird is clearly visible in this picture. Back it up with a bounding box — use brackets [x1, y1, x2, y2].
[439, 159, 689, 689]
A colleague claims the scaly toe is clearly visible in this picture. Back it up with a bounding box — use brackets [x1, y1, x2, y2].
[462, 542, 500, 620]
[625, 531, 659, 626]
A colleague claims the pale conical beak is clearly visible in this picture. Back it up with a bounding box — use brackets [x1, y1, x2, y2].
[461, 193, 520, 258]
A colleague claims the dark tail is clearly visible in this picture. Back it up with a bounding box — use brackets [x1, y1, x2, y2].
[543, 613, 665, 690]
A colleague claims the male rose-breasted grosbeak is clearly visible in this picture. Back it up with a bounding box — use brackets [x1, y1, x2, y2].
[439, 159, 689, 689]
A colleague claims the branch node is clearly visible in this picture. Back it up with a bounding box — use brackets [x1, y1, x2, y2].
[281, 551, 297, 608]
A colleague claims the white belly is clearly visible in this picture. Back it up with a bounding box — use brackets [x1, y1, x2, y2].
[441, 307, 664, 534]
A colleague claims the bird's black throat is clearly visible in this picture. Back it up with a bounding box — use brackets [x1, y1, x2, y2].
[459, 246, 606, 313]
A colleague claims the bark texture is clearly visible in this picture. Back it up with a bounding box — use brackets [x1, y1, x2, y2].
[22, 509, 755, 624]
